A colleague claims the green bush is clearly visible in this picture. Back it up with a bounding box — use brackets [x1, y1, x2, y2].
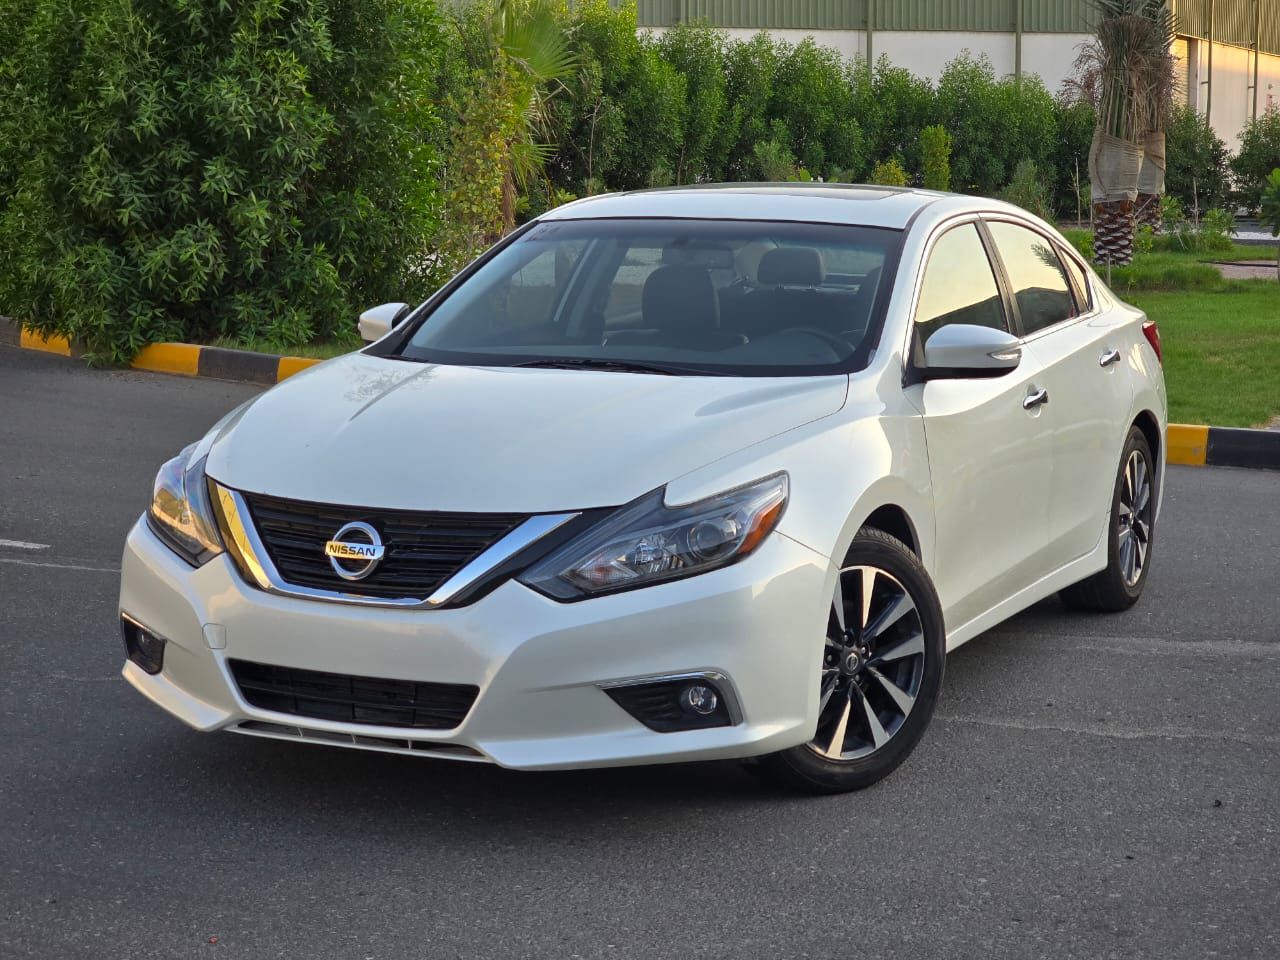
[1165, 104, 1230, 213]
[769, 39, 862, 179]
[1049, 97, 1094, 220]
[0, 0, 444, 361]
[919, 125, 951, 191]
[935, 54, 1056, 196]
[1232, 107, 1280, 214]
[853, 57, 934, 178]
[655, 22, 730, 183]
[869, 158, 909, 187]
[549, 0, 685, 193]
[998, 159, 1052, 220]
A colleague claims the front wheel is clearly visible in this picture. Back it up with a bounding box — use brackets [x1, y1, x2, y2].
[755, 528, 945, 794]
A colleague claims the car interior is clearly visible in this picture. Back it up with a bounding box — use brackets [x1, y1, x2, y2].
[405, 221, 898, 370]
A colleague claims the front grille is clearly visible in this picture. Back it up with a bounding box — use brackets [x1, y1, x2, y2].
[241, 491, 526, 600]
[229, 660, 479, 730]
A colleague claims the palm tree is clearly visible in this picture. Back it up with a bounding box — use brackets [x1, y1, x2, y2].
[1074, 0, 1173, 264]
[485, 0, 578, 232]
[436, 0, 577, 276]
[1135, 1, 1178, 233]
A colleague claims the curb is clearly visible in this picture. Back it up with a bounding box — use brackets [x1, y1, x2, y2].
[4, 317, 1277, 470]
[0, 316, 322, 385]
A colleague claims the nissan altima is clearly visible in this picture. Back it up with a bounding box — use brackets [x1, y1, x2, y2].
[119, 185, 1166, 793]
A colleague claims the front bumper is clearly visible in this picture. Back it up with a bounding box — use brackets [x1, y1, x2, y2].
[118, 517, 833, 770]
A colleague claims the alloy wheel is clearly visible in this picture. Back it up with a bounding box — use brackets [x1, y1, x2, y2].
[1117, 449, 1152, 587]
[806, 565, 927, 761]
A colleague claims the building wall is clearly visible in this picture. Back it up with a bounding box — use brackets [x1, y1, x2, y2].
[1186, 38, 1280, 149]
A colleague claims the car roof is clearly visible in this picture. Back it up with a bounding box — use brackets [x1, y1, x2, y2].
[540, 183, 954, 230]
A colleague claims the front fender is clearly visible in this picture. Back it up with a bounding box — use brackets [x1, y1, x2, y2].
[664, 404, 934, 575]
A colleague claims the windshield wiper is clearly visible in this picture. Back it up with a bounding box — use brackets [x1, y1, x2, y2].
[510, 358, 701, 376]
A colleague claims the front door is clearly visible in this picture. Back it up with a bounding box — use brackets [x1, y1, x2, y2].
[905, 222, 1056, 636]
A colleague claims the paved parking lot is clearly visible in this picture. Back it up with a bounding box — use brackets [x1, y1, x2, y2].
[1, 345, 1277, 959]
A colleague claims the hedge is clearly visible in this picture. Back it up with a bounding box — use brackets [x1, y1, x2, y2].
[0, 0, 1244, 358]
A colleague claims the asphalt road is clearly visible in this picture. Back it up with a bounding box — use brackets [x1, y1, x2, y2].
[1, 346, 1277, 960]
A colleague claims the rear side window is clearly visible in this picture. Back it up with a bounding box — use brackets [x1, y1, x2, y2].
[987, 222, 1076, 335]
[914, 223, 1008, 345]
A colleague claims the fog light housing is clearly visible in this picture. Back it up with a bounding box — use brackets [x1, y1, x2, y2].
[121, 614, 166, 675]
[680, 684, 719, 716]
[603, 675, 735, 732]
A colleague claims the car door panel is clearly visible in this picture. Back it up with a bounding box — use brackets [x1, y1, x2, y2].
[1023, 314, 1133, 561]
[904, 221, 1053, 634]
[911, 362, 1056, 632]
[983, 220, 1133, 565]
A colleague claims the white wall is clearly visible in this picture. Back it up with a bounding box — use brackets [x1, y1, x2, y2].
[1187, 38, 1280, 150]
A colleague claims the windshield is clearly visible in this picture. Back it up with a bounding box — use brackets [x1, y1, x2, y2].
[395, 218, 902, 376]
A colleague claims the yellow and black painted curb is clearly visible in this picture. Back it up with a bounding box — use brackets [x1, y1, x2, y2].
[1166, 423, 1280, 471]
[1, 316, 320, 385]
[4, 317, 1277, 470]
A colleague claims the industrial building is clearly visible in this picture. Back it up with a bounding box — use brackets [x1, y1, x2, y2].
[634, 1, 1280, 150]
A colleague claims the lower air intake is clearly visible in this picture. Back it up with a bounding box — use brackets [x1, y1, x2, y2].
[228, 659, 478, 730]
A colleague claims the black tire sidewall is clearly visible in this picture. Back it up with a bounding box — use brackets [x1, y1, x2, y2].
[1106, 427, 1156, 603]
[761, 528, 946, 794]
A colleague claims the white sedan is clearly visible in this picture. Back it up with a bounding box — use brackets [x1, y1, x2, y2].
[120, 186, 1166, 793]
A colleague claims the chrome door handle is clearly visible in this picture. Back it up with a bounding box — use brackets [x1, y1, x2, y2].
[1099, 348, 1122, 367]
[1023, 386, 1050, 410]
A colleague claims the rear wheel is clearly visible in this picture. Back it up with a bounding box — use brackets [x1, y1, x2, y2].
[1060, 426, 1156, 612]
[755, 528, 945, 794]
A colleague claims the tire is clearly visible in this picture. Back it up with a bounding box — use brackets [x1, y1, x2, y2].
[755, 527, 945, 795]
[1060, 426, 1156, 613]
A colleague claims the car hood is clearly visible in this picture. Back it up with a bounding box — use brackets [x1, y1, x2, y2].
[205, 354, 848, 512]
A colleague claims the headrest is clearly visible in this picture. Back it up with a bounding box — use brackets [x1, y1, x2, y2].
[641, 265, 721, 333]
[758, 247, 825, 286]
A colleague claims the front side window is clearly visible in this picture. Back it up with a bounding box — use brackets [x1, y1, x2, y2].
[913, 223, 1008, 348]
[987, 221, 1076, 335]
[395, 219, 902, 376]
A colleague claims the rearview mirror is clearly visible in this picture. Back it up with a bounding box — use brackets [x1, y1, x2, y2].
[358, 302, 410, 343]
[920, 324, 1021, 380]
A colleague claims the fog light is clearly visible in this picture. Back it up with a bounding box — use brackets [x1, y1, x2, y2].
[121, 614, 166, 675]
[680, 684, 719, 716]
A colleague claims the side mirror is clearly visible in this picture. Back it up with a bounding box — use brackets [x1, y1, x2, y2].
[920, 324, 1021, 380]
[358, 302, 410, 343]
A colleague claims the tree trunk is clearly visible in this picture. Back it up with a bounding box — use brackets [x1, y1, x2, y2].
[1135, 132, 1166, 234]
[1135, 192, 1162, 234]
[1094, 198, 1136, 266]
[1089, 131, 1143, 268]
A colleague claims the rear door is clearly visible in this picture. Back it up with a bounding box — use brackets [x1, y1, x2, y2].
[983, 218, 1133, 564]
[906, 221, 1056, 635]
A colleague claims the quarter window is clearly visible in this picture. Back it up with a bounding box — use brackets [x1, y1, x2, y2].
[914, 224, 1008, 347]
[987, 221, 1076, 335]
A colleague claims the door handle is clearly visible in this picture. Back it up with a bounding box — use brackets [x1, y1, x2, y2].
[1099, 348, 1122, 367]
[1023, 386, 1050, 410]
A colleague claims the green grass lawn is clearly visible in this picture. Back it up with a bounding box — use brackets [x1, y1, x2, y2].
[1126, 282, 1280, 428]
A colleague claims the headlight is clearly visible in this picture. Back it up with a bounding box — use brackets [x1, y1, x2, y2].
[147, 443, 224, 566]
[519, 473, 788, 600]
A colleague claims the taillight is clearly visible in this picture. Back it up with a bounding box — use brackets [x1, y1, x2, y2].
[1142, 319, 1162, 365]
